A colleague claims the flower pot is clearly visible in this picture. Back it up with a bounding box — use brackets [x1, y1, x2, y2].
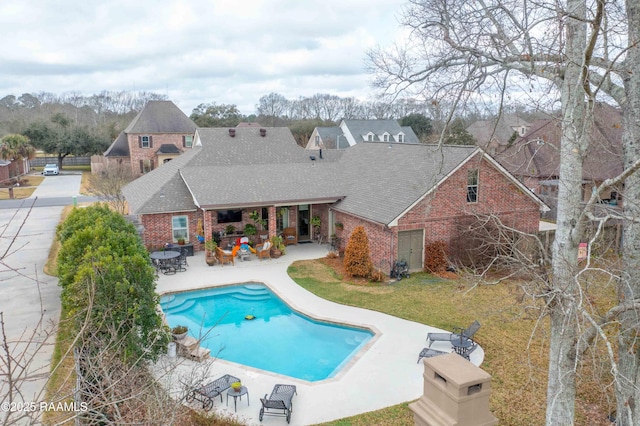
[206, 255, 216, 266]
[172, 331, 188, 340]
[271, 248, 281, 259]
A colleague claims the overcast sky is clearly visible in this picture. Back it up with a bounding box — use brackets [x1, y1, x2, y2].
[1, 0, 407, 116]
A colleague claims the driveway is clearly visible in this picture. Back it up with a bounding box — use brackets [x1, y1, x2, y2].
[0, 174, 81, 418]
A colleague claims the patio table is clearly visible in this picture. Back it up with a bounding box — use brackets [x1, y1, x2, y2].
[150, 251, 180, 274]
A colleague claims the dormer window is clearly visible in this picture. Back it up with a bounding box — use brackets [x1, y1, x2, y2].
[383, 133, 389, 142]
[519, 126, 526, 136]
[367, 133, 374, 142]
[398, 133, 405, 143]
[315, 135, 320, 147]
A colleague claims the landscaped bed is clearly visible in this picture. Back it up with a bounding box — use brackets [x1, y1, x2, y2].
[289, 258, 616, 426]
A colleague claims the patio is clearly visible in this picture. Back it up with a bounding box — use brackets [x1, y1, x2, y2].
[152, 243, 484, 425]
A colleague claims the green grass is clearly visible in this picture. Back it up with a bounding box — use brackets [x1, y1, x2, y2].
[290, 259, 615, 426]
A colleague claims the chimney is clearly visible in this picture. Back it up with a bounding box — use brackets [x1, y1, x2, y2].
[229, 128, 236, 137]
[260, 128, 267, 137]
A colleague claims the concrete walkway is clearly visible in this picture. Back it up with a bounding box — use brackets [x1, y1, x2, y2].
[0, 175, 82, 420]
[153, 244, 484, 426]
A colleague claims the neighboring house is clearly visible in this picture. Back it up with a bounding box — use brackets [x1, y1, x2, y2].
[305, 119, 420, 150]
[124, 126, 547, 272]
[492, 103, 623, 218]
[466, 114, 531, 154]
[0, 158, 30, 183]
[95, 100, 197, 176]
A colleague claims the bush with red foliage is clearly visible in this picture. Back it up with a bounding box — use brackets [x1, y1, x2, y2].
[343, 226, 373, 278]
[424, 241, 448, 273]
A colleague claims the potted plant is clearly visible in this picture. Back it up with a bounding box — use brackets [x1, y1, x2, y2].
[177, 237, 186, 245]
[225, 224, 236, 235]
[270, 235, 285, 258]
[204, 239, 217, 266]
[249, 210, 267, 230]
[334, 222, 344, 231]
[244, 223, 257, 241]
[171, 325, 188, 340]
[231, 381, 242, 392]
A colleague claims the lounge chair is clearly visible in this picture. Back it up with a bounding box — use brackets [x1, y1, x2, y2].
[186, 374, 241, 411]
[216, 247, 234, 266]
[256, 241, 272, 261]
[417, 347, 447, 363]
[282, 227, 298, 245]
[259, 384, 297, 424]
[426, 320, 481, 348]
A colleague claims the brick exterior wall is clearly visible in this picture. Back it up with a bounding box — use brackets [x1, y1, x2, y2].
[334, 154, 542, 271]
[139, 154, 541, 270]
[128, 133, 190, 177]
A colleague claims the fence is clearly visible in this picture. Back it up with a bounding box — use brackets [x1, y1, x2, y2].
[31, 156, 91, 167]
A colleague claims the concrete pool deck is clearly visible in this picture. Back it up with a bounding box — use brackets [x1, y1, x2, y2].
[153, 243, 484, 426]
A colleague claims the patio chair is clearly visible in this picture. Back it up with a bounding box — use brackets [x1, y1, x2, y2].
[176, 249, 188, 272]
[186, 374, 240, 411]
[417, 347, 448, 363]
[259, 384, 297, 424]
[216, 247, 235, 266]
[426, 320, 481, 348]
[282, 227, 297, 245]
[256, 241, 272, 261]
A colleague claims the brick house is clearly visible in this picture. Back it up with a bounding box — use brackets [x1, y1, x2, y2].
[123, 126, 548, 271]
[99, 100, 197, 177]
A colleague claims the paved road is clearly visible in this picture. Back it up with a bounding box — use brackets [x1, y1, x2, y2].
[0, 174, 83, 421]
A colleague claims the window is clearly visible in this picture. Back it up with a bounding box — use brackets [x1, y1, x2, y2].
[261, 207, 269, 230]
[367, 134, 374, 141]
[140, 159, 154, 174]
[467, 169, 479, 203]
[398, 133, 404, 143]
[184, 135, 193, 148]
[141, 135, 150, 148]
[383, 134, 389, 142]
[163, 158, 172, 164]
[315, 135, 320, 147]
[172, 215, 188, 242]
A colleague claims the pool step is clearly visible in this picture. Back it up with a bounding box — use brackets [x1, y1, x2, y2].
[230, 293, 272, 302]
[163, 299, 196, 315]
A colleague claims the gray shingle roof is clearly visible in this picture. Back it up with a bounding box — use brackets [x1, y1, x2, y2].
[124, 100, 197, 134]
[104, 132, 129, 157]
[334, 143, 478, 224]
[124, 127, 545, 224]
[342, 120, 420, 144]
[156, 144, 181, 154]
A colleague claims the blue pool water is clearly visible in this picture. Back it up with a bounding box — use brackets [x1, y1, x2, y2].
[160, 283, 374, 381]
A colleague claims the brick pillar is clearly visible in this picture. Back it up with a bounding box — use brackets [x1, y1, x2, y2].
[410, 353, 497, 426]
[268, 206, 277, 238]
[204, 210, 213, 241]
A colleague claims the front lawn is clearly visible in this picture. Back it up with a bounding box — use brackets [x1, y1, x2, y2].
[288, 258, 614, 426]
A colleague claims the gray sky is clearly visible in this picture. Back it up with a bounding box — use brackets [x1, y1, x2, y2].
[1, 0, 407, 116]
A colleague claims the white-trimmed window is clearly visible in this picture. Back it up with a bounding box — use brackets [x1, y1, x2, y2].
[383, 133, 389, 142]
[398, 133, 405, 142]
[315, 135, 320, 147]
[184, 135, 193, 148]
[141, 135, 150, 148]
[467, 169, 479, 203]
[172, 215, 189, 242]
[367, 133, 374, 141]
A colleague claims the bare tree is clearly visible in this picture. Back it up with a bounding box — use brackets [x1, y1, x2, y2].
[367, 0, 640, 424]
[87, 163, 134, 214]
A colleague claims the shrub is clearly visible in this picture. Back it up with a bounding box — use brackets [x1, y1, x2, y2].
[424, 241, 448, 273]
[343, 226, 373, 278]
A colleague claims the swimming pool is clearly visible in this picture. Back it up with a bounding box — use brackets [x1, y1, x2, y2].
[160, 283, 374, 381]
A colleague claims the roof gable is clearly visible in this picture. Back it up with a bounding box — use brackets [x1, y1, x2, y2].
[124, 100, 197, 134]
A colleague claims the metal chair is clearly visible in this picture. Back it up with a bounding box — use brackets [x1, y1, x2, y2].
[426, 320, 481, 348]
[259, 384, 297, 424]
[186, 374, 241, 411]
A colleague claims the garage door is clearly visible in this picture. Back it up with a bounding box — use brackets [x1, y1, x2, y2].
[397, 230, 424, 271]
